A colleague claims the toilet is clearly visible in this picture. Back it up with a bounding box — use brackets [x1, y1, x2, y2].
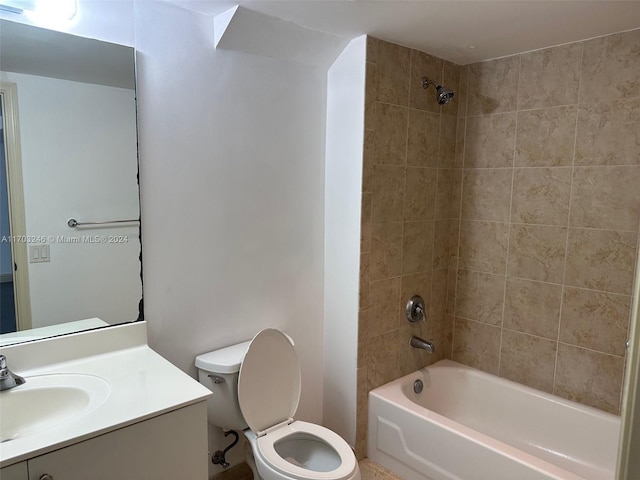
[196, 328, 361, 480]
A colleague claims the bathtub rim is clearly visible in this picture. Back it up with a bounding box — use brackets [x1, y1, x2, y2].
[367, 359, 620, 480]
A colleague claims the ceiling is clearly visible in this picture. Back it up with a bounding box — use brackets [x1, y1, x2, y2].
[0, 19, 135, 88]
[165, 0, 640, 64]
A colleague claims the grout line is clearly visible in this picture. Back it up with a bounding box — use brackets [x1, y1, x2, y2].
[552, 41, 584, 396]
[451, 74, 468, 361]
[455, 218, 638, 235]
[462, 163, 640, 169]
[497, 54, 520, 377]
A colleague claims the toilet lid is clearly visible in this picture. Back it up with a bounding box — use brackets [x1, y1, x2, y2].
[238, 328, 301, 433]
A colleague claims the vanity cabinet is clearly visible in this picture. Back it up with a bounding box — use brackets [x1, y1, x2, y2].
[0, 461, 28, 480]
[25, 402, 207, 480]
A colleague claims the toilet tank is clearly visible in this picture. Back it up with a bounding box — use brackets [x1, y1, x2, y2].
[196, 340, 252, 431]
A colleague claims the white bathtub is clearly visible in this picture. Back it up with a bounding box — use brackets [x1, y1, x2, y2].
[367, 360, 621, 480]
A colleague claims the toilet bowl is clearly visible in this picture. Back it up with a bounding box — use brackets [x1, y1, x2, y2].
[196, 329, 360, 480]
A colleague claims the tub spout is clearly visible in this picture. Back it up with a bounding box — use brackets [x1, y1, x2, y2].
[410, 336, 435, 354]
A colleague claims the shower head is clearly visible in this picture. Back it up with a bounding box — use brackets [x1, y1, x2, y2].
[435, 85, 455, 105]
[422, 77, 455, 105]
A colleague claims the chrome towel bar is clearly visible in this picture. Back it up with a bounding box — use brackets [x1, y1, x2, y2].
[67, 218, 139, 228]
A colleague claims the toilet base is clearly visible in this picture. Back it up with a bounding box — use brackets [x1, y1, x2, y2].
[244, 440, 261, 480]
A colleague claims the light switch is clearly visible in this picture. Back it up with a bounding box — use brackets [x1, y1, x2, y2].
[29, 244, 50, 263]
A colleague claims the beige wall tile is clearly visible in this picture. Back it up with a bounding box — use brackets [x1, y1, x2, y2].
[455, 269, 505, 326]
[446, 268, 457, 316]
[455, 116, 466, 168]
[438, 314, 455, 361]
[372, 165, 405, 222]
[439, 115, 457, 167]
[580, 29, 640, 103]
[366, 36, 378, 64]
[555, 343, 624, 414]
[371, 222, 403, 280]
[367, 277, 402, 337]
[435, 169, 460, 220]
[376, 40, 411, 106]
[374, 103, 408, 166]
[447, 220, 460, 268]
[360, 252, 371, 310]
[560, 287, 631, 356]
[570, 165, 640, 231]
[503, 277, 562, 339]
[442, 61, 461, 116]
[458, 220, 509, 274]
[409, 49, 443, 113]
[461, 168, 513, 222]
[511, 167, 572, 225]
[515, 106, 577, 167]
[362, 130, 374, 193]
[361, 193, 372, 252]
[402, 221, 435, 274]
[365, 63, 377, 131]
[465, 113, 516, 168]
[404, 167, 437, 221]
[434, 219, 458, 269]
[518, 43, 582, 109]
[507, 224, 567, 283]
[401, 272, 432, 328]
[398, 323, 432, 376]
[457, 65, 469, 117]
[356, 367, 370, 435]
[366, 330, 400, 389]
[565, 228, 637, 295]
[453, 318, 501, 374]
[407, 109, 440, 167]
[467, 56, 520, 115]
[575, 98, 640, 166]
[499, 330, 557, 393]
[429, 268, 449, 322]
[357, 310, 370, 368]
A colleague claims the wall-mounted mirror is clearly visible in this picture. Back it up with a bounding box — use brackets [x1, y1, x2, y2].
[0, 19, 142, 346]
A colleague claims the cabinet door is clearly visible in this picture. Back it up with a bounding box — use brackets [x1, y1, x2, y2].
[28, 402, 208, 480]
[0, 461, 28, 480]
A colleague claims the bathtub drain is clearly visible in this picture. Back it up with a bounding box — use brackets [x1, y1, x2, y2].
[413, 379, 423, 394]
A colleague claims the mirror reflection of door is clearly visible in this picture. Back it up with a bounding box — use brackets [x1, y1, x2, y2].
[0, 82, 31, 335]
[0, 96, 16, 333]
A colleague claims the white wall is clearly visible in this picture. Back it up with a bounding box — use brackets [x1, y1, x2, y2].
[0, 71, 141, 328]
[134, 0, 326, 419]
[323, 36, 366, 447]
[134, 3, 329, 472]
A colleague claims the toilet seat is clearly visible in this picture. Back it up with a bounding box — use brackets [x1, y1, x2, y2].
[238, 329, 301, 435]
[255, 420, 358, 480]
[238, 329, 358, 480]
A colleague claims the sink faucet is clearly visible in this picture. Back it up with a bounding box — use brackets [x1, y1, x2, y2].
[410, 336, 435, 354]
[0, 355, 25, 391]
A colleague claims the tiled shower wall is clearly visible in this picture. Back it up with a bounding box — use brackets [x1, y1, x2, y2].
[355, 37, 460, 458]
[451, 28, 640, 415]
[356, 29, 640, 457]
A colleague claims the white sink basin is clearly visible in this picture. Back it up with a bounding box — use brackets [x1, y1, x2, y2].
[0, 374, 110, 443]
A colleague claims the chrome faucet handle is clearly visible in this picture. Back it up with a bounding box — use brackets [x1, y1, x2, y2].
[0, 355, 25, 390]
[406, 295, 427, 323]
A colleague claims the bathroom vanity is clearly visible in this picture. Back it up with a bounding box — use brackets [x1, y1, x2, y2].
[0, 322, 212, 480]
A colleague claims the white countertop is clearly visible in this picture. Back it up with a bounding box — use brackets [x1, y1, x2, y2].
[0, 322, 212, 467]
[0, 318, 109, 347]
